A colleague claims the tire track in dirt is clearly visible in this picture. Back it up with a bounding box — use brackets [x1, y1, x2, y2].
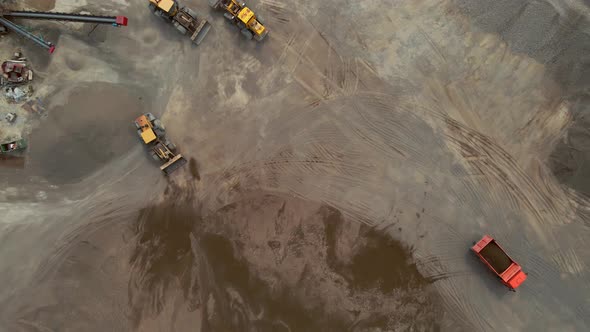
[206, 11, 374, 199]
[260, 0, 290, 24]
[30, 155, 153, 283]
[509, 218, 590, 326]
[521, 252, 590, 325]
[403, 90, 574, 231]
[439, 121, 590, 325]
[331, 88, 589, 328]
[196, 6, 590, 329]
[33, 203, 127, 282]
[442, 116, 566, 229]
[343, 93, 500, 223]
[356, 104, 426, 160]
[407, 207, 493, 331]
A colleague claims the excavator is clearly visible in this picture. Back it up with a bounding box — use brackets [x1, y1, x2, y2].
[209, 0, 267, 41]
[148, 0, 211, 45]
[0, 8, 128, 53]
[134, 113, 187, 175]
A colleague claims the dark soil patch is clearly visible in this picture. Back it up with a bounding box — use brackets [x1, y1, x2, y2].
[0, 154, 25, 169]
[189, 157, 200, 180]
[322, 206, 431, 293]
[28, 82, 145, 184]
[549, 100, 590, 197]
[127, 195, 201, 326]
[200, 233, 348, 332]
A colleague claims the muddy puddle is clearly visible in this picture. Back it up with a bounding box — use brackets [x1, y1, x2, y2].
[323, 206, 430, 293]
[127, 189, 442, 331]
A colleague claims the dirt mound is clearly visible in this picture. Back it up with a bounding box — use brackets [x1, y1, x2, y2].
[27, 82, 145, 184]
[121, 188, 443, 330]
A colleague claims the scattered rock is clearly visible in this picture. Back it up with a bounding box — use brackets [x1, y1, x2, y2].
[267, 240, 281, 250]
[5, 112, 16, 123]
[4, 86, 30, 102]
[21, 97, 46, 116]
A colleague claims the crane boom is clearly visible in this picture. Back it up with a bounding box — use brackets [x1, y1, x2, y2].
[0, 16, 55, 53]
[0, 10, 128, 53]
[4, 11, 128, 26]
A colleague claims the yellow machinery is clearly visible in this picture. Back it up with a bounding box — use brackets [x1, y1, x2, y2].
[209, 0, 267, 41]
[148, 0, 211, 45]
[134, 113, 187, 175]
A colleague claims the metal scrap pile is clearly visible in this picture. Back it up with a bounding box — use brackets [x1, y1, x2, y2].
[1, 51, 33, 102]
[1, 52, 33, 86]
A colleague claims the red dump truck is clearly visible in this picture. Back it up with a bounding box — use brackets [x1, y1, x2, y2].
[472, 235, 527, 291]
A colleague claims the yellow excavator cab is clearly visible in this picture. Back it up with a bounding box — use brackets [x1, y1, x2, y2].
[141, 129, 157, 144]
[135, 114, 157, 144]
[150, 0, 176, 13]
[134, 112, 186, 175]
[237, 7, 254, 24]
[237, 7, 265, 37]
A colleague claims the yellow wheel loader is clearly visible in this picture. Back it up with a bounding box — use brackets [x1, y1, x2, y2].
[149, 0, 211, 45]
[209, 0, 268, 41]
[134, 113, 187, 175]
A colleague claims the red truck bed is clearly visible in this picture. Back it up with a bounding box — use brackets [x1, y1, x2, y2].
[472, 235, 527, 290]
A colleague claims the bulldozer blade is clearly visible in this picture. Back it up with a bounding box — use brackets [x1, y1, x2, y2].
[191, 20, 211, 45]
[160, 154, 187, 175]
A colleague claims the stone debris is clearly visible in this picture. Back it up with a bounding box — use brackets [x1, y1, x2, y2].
[21, 97, 47, 116]
[5, 112, 16, 123]
[4, 86, 31, 102]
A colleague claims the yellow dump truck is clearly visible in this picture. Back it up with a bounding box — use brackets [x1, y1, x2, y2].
[134, 113, 187, 175]
[209, 0, 267, 41]
[149, 0, 211, 45]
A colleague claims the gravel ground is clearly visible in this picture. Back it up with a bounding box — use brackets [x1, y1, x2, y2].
[0, 0, 589, 331]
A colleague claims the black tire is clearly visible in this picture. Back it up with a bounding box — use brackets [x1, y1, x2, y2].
[223, 12, 234, 21]
[174, 22, 188, 35]
[254, 32, 266, 41]
[151, 152, 160, 161]
[155, 129, 166, 138]
[209, 0, 221, 9]
[241, 28, 253, 40]
[186, 8, 197, 18]
[148, 3, 156, 12]
[167, 142, 176, 151]
[153, 119, 164, 130]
